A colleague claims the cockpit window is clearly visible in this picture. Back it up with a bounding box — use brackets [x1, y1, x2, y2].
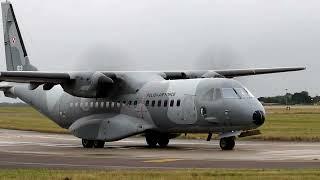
[200, 89, 214, 101]
[234, 88, 254, 98]
[222, 88, 240, 99]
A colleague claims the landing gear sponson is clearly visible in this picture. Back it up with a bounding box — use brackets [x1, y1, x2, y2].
[82, 139, 105, 148]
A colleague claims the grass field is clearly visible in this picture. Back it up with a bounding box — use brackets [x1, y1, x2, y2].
[0, 105, 319, 141]
[0, 106, 67, 134]
[0, 169, 319, 180]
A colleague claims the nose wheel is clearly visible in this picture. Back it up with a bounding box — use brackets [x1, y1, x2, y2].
[219, 137, 235, 150]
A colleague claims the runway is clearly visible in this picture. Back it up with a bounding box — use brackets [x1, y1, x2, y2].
[0, 129, 319, 169]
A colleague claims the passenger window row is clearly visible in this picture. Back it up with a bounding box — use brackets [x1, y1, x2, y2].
[145, 99, 181, 107]
[69, 99, 181, 108]
[69, 101, 122, 109]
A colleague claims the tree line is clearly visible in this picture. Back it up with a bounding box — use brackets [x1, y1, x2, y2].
[258, 91, 320, 105]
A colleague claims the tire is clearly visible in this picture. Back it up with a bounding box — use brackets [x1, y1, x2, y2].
[146, 135, 158, 148]
[158, 137, 169, 148]
[93, 140, 105, 148]
[219, 137, 235, 150]
[82, 139, 94, 148]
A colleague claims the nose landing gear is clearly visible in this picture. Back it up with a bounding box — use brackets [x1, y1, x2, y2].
[219, 136, 235, 150]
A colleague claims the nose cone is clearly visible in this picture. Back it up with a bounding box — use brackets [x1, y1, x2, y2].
[253, 110, 265, 126]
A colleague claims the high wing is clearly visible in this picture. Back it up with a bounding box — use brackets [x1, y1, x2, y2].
[0, 67, 306, 84]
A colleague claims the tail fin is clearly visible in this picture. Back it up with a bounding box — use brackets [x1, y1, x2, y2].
[1, 1, 37, 71]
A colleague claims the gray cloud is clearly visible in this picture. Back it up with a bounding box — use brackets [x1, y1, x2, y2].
[0, 0, 319, 102]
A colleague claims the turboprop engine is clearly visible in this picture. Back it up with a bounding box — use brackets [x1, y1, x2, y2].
[62, 72, 114, 98]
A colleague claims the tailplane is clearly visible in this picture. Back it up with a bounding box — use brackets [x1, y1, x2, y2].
[1, 1, 37, 71]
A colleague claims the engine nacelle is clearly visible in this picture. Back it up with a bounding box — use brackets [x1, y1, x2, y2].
[62, 72, 114, 98]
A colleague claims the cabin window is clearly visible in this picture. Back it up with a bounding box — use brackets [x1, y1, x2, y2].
[200, 89, 214, 101]
[164, 100, 168, 107]
[177, 100, 181, 107]
[157, 100, 162, 107]
[70, 103, 74, 108]
[222, 88, 240, 99]
[151, 100, 155, 107]
[146, 100, 150, 106]
[134, 101, 138, 107]
[129, 101, 132, 106]
[170, 100, 174, 107]
[111, 102, 115, 108]
[90, 102, 94, 108]
[85, 102, 88, 107]
[75, 102, 78, 107]
[95, 102, 99, 108]
[117, 101, 121, 108]
[123, 101, 126, 106]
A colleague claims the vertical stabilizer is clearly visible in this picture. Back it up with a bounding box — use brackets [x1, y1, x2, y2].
[1, 1, 37, 71]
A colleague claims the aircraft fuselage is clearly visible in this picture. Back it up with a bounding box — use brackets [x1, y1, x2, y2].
[11, 77, 265, 135]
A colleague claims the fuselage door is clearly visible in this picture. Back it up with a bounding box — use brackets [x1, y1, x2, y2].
[182, 94, 197, 124]
[58, 94, 73, 127]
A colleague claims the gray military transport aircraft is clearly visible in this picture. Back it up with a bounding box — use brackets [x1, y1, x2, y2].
[0, 2, 305, 150]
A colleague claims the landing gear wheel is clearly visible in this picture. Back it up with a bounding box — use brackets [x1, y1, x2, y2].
[158, 136, 169, 148]
[146, 135, 158, 148]
[219, 137, 235, 150]
[82, 139, 94, 148]
[93, 140, 105, 148]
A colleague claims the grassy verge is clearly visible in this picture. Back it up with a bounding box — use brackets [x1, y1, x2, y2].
[0, 106, 67, 134]
[0, 169, 320, 180]
[0, 106, 319, 141]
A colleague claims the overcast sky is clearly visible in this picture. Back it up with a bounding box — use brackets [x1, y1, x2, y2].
[1, 0, 320, 101]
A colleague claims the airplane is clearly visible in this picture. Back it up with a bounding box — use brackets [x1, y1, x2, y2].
[0, 2, 305, 150]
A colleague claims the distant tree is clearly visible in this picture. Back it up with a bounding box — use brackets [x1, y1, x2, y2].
[259, 91, 313, 105]
[291, 91, 312, 104]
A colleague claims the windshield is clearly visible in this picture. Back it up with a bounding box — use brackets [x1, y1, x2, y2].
[222, 88, 239, 99]
[234, 88, 254, 98]
[222, 88, 254, 99]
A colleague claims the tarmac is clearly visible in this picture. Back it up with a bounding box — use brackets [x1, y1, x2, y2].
[0, 129, 319, 169]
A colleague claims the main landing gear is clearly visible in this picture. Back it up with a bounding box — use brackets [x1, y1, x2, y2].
[82, 139, 105, 148]
[219, 136, 235, 150]
[145, 132, 170, 148]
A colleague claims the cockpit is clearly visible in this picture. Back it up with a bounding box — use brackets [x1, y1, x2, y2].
[196, 78, 264, 130]
[199, 87, 255, 101]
